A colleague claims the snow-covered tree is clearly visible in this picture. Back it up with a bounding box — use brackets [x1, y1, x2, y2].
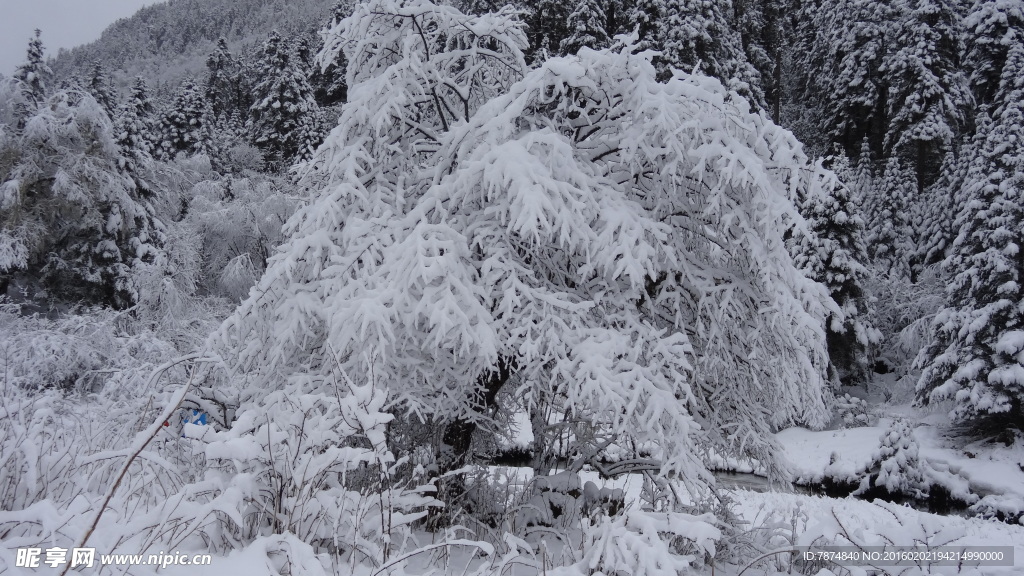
[916, 44, 1024, 430]
[309, 2, 351, 107]
[205, 38, 240, 120]
[631, 0, 665, 52]
[207, 2, 836, 524]
[789, 165, 877, 386]
[962, 0, 1024, 108]
[795, 0, 899, 158]
[912, 128, 983, 272]
[658, 0, 765, 108]
[0, 90, 166, 307]
[116, 77, 155, 161]
[865, 157, 915, 277]
[12, 30, 51, 124]
[523, 0, 572, 63]
[248, 31, 324, 169]
[873, 418, 927, 497]
[154, 78, 211, 161]
[735, 0, 786, 120]
[86, 61, 118, 116]
[885, 0, 972, 194]
[559, 0, 610, 55]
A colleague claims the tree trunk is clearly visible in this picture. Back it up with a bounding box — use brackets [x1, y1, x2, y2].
[429, 357, 515, 528]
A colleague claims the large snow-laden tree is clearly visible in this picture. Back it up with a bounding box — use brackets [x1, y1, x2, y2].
[885, 0, 972, 195]
[248, 31, 324, 169]
[208, 1, 836, 510]
[789, 163, 877, 386]
[962, 0, 1024, 108]
[916, 45, 1024, 431]
[658, 0, 765, 109]
[795, 0, 899, 159]
[0, 90, 166, 307]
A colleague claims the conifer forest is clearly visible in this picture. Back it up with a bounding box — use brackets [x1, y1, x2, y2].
[1, 0, 1023, 574]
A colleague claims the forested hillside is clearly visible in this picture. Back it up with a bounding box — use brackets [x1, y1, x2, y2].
[1, 0, 1023, 574]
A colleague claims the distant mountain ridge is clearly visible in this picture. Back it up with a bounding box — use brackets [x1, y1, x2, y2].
[50, 0, 333, 94]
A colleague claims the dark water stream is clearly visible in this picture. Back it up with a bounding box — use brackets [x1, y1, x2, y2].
[711, 470, 975, 517]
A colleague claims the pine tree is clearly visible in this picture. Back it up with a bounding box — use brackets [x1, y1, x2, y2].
[524, 0, 572, 63]
[205, 38, 239, 120]
[865, 157, 915, 277]
[885, 0, 973, 194]
[790, 165, 877, 386]
[560, 0, 610, 54]
[911, 127, 984, 273]
[874, 417, 927, 497]
[115, 77, 157, 196]
[248, 32, 324, 169]
[631, 0, 665, 52]
[0, 90, 166, 307]
[795, 0, 900, 158]
[12, 30, 52, 124]
[310, 2, 351, 107]
[916, 45, 1024, 431]
[658, 0, 765, 108]
[86, 61, 118, 116]
[735, 0, 786, 120]
[962, 0, 1024, 108]
[154, 78, 210, 161]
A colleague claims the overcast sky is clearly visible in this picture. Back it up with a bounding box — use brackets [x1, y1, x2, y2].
[0, 0, 165, 76]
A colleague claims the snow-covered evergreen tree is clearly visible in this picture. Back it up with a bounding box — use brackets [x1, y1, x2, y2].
[86, 61, 118, 116]
[874, 417, 927, 497]
[12, 30, 51, 124]
[658, 0, 765, 108]
[117, 77, 155, 160]
[796, 0, 900, 158]
[208, 2, 837, 518]
[735, 0, 786, 120]
[912, 127, 983, 272]
[154, 78, 211, 161]
[962, 0, 1024, 107]
[0, 90, 166, 307]
[865, 157, 915, 277]
[115, 78, 157, 197]
[631, 0, 665, 52]
[789, 165, 877, 386]
[916, 44, 1024, 430]
[205, 38, 240, 120]
[248, 31, 324, 169]
[885, 0, 972, 194]
[524, 0, 572, 63]
[309, 2, 351, 107]
[559, 0, 610, 55]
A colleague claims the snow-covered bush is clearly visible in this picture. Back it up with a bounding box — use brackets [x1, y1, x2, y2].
[549, 510, 721, 576]
[833, 393, 875, 428]
[873, 418, 928, 498]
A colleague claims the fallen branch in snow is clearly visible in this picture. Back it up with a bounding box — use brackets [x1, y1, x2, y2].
[57, 353, 218, 576]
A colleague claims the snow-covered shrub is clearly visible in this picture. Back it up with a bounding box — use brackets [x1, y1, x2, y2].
[184, 174, 296, 300]
[190, 379, 441, 561]
[517, 471, 584, 532]
[867, 265, 945, 374]
[833, 393, 875, 428]
[873, 418, 928, 498]
[549, 510, 721, 576]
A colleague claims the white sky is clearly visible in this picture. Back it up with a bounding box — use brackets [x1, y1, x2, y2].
[0, 0, 166, 76]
